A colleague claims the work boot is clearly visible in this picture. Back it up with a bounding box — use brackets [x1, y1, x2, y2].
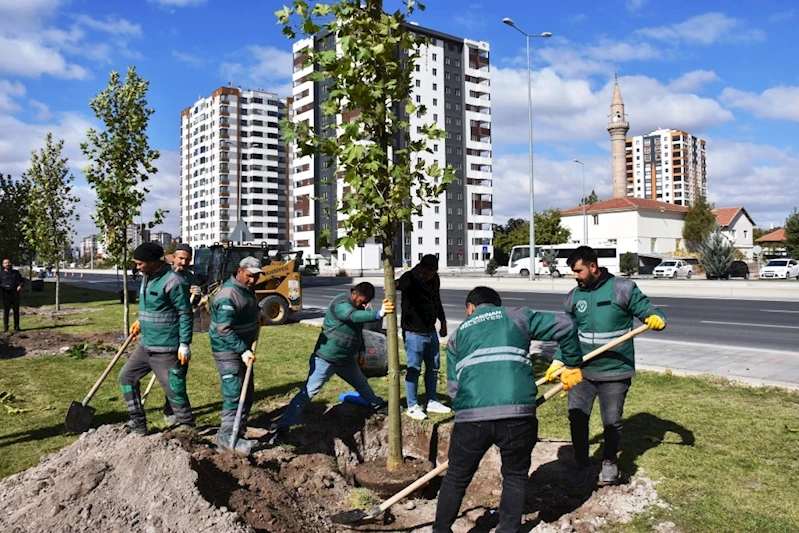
[124, 420, 147, 436]
[567, 463, 595, 489]
[599, 460, 621, 485]
[163, 414, 179, 426]
[268, 426, 289, 446]
[373, 401, 388, 416]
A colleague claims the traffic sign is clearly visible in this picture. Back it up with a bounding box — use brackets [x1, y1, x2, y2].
[482, 245, 488, 254]
[752, 245, 762, 255]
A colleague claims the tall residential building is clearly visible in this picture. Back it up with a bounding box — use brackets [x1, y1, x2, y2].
[179, 87, 290, 249]
[150, 231, 173, 248]
[625, 128, 706, 206]
[290, 24, 493, 269]
[80, 235, 97, 258]
[126, 223, 150, 249]
[607, 78, 630, 199]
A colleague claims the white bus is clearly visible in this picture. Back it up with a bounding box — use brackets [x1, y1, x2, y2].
[508, 244, 620, 277]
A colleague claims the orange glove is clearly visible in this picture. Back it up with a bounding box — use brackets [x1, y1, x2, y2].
[129, 320, 140, 337]
[560, 368, 583, 391]
[378, 298, 394, 317]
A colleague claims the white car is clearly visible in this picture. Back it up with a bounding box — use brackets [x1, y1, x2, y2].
[653, 260, 693, 279]
[759, 259, 799, 279]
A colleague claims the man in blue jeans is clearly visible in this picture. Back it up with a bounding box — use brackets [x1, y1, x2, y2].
[434, 286, 583, 533]
[270, 282, 393, 444]
[397, 254, 449, 420]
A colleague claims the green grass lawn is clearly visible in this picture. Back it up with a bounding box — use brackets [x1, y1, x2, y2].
[1, 299, 799, 532]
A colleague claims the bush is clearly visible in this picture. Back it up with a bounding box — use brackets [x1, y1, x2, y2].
[485, 258, 498, 277]
[336, 268, 349, 277]
[620, 252, 637, 277]
[699, 228, 735, 279]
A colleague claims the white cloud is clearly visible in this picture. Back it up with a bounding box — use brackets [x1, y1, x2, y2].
[73, 15, 143, 38]
[668, 70, 720, 92]
[220, 46, 293, 92]
[0, 79, 26, 112]
[626, 0, 647, 12]
[149, 0, 207, 8]
[636, 12, 765, 45]
[28, 100, 51, 121]
[767, 10, 795, 23]
[719, 85, 799, 122]
[0, 0, 61, 31]
[490, 68, 733, 145]
[0, 35, 88, 79]
[172, 50, 203, 68]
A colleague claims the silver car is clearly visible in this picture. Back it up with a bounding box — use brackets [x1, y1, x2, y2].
[653, 260, 693, 278]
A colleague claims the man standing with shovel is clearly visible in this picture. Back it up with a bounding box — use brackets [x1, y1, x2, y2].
[545, 245, 666, 487]
[119, 243, 195, 435]
[209, 257, 264, 452]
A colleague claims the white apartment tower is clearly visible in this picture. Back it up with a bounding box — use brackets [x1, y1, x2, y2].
[180, 87, 290, 248]
[625, 128, 707, 206]
[290, 24, 493, 269]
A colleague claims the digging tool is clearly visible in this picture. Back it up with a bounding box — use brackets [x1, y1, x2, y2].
[330, 323, 652, 526]
[220, 329, 261, 456]
[535, 323, 650, 388]
[65, 334, 136, 433]
[141, 374, 157, 405]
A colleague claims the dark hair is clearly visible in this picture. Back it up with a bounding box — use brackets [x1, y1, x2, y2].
[419, 254, 439, 272]
[466, 286, 501, 307]
[352, 282, 375, 300]
[567, 246, 598, 269]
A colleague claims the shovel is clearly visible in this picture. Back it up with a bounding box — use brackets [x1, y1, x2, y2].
[65, 334, 136, 433]
[330, 323, 652, 525]
[141, 374, 157, 405]
[220, 331, 260, 456]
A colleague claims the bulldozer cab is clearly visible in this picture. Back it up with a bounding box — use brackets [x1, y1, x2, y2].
[204, 243, 303, 326]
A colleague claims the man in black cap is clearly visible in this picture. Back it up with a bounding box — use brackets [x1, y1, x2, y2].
[1, 258, 24, 333]
[120, 242, 195, 435]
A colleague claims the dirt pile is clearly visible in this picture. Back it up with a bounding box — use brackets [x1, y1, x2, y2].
[0, 425, 252, 533]
[0, 329, 121, 359]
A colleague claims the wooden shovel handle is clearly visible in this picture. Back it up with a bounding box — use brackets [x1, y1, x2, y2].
[374, 460, 450, 516]
[141, 374, 157, 405]
[82, 334, 135, 406]
[535, 323, 650, 387]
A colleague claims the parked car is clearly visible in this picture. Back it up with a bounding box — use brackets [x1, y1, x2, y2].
[653, 260, 693, 278]
[759, 259, 799, 279]
[707, 260, 750, 280]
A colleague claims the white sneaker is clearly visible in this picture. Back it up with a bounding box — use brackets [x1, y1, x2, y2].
[405, 404, 427, 420]
[426, 400, 452, 414]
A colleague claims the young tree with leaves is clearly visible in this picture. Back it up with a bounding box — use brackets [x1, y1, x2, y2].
[784, 208, 799, 259]
[682, 195, 716, 251]
[0, 174, 31, 265]
[81, 67, 162, 334]
[581, 190, 599, 206]
[699, 227, 735, 279]
[277, 0, 454, 470]
[23, 134, 80, 310]
[620, 252, 637, 277]
[535, 208, 571, 245]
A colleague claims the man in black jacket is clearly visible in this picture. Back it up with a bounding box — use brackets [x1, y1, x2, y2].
[1, 258, 24, 332]
[397, 254, 450, 420]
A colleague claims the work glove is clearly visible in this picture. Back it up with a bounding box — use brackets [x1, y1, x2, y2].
[190, 285, 202, 296]
[241, 350, 256, 366]
[645, 315, 666, 331]
[129, 320, 140, 337]
[258, 311, 267, 327]
[377, 298, 394, 318]
[545, 360, 565, 382]
[178, 343, 191, 365]
[560, 368, 583, 391]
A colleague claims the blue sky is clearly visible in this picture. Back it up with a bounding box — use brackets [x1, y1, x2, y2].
[1, 0, 797, 243]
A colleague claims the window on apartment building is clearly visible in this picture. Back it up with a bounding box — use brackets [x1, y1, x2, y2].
[457, 222, 463, 230]
[447, 207, 452, 215]
[416, 95, 421, 103]
[445, 57, 451, 65]
[434, 221, 440, 229]
[446, 101, 451, 110]
[418, 220, 423, 229]
[434, 144, 438, 152]
[455, 59, 460, 67]
[455, 88, 461, 96]
[433, 68, 437, 75]
[433, 83, 437, 90]
[416, 80, 421, 87]
[435, 237, 440, 245]
[445, 72, 451, 80]
[445, 86, 451, 94]
[593, 215, 599, 225]
[416, 110, 422, 118]
[415, 64, 420, 72]
[446, 146, 452, 154]
[433, 98, 438, 105]
[418, 237, 423, 245]
[435, 206, 440, 214]
[455, 103, 461, 111]
[457, 237, 463, 245]
[446, 117, 452, 125]
[432, 53, 437, 60]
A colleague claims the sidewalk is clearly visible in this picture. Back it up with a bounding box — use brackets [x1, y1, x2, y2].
[291, 308, 799, 391]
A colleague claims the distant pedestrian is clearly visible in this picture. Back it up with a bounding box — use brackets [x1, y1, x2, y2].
[545, 245, 666, 487]
[120, 243, 195, 435]
[0, 258, 24, 333]
[397, 254, 450, 420]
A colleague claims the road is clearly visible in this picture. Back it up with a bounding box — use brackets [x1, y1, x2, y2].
[298, 284, 799, 353]
[58, 274, 798, 352]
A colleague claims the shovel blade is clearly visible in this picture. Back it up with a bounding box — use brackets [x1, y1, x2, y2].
[64, 401, 95, 433]
[330, 508, 369, 525]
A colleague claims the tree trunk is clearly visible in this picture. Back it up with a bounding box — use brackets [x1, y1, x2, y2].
[122, 249, 130, 337]
[382, 240, 403, 471]
[55, 263, 60, 311]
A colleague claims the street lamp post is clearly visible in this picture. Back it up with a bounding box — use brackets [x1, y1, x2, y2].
[502, 18, 551, 281]
[574, 159, 587, 244]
